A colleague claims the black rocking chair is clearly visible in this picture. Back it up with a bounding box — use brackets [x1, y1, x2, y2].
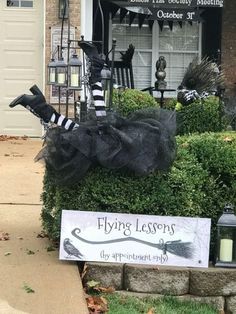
[109, 44, 135, 89]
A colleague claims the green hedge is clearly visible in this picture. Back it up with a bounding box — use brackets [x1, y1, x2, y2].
[112, 88, 159, 117]
[41, 132, 236, 259]
[166, 96, 226, 135]
[112, 89, 226, 134]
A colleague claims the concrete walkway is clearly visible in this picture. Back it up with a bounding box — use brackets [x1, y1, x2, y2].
[0, 137, 88, 314]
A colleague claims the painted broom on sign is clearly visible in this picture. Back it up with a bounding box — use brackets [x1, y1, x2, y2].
[71, 228, 194, 259]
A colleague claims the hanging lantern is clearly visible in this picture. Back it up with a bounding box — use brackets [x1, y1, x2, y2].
[59, 0, 68, 19]
[47, 58, 57, 85]
[215, 204, 236, 267]
[56, 57, 67, 86]
[68, 54, 82, 90]
[101, 63, 111, 107]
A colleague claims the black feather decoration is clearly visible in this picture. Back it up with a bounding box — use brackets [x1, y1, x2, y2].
[180, 57, 225, 94]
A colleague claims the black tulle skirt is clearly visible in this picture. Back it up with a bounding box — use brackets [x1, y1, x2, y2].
[35, 108, 177, 185]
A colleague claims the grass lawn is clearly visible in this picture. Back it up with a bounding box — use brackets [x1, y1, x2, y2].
[105, 294, 218, 314]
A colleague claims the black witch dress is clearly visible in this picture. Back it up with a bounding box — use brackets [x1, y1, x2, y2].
[35, 107, 177, 185]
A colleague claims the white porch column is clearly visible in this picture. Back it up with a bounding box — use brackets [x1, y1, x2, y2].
[80, 0, 93, 105]
[81, 0, 93, 41]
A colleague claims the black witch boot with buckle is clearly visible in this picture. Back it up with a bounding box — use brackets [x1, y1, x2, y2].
[79, 41, 105, 84]
[9, 87, 56, 123]
[29, 84, 44, 97]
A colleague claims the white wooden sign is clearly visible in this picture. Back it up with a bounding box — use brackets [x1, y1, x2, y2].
[59, 210, 211, 268]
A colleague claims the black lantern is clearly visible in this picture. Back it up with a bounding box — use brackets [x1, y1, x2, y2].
[55, 57, 67, 86]
[101, 63, 111, 107]
[59, 0, 68, 19]
[68, 54, 82, 90]
[215, 204, 236, 267]
[47, 58, 57, 85]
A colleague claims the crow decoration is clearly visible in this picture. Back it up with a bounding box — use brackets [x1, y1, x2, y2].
[155, 56, 167, 88]
[120, 44, 135, 65]
[156, 56, 167, 73]
[63, 238, 83, 259]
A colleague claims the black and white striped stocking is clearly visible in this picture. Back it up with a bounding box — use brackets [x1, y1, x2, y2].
[50, 112, 79, 131]
[91, 81, 106, 117]
[49, 80, 106, 129]
[32, 80, 106, 130]
[25, 102, 79, 131]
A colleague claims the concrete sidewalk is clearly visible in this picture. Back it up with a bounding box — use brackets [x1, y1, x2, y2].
[0, 137, 88, 314]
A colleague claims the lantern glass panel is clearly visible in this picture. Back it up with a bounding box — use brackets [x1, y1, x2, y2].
[57, 68, 66, 85]
[102, 79, 110, 107]
[101, 65, 111, 107]
[56, 58, 67, 86]
[50, 68, 56, 84]
[69, 66, 81, 89]
[68, 54, 82, 90]
[59, 0, 68, 19]
[48, 66, 56, 85]
[218, 226, 236, 263]
[47, 59, 57, 85]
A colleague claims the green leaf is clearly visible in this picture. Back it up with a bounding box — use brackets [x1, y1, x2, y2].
[86, 280, 100, 288]
[23, 283, 35, 293]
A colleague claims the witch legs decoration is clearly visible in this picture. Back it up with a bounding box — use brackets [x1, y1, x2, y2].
[9, 41, 106, 130]
[9, 42, 177, 184]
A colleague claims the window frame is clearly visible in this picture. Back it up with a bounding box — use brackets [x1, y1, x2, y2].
[110, 15, 202, 95]
[6, 0, 33, 8]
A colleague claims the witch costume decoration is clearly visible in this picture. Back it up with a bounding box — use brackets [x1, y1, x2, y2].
[177, 57, 225, 106]
[9, 42, 177, 185]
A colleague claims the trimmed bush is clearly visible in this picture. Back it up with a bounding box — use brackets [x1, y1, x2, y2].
[166, 96, 226, 135]
[41, 132, 236, 259]
[112, 88, 158, 117]
[113, 88, 226, 134]
[177, 132, 236, 254]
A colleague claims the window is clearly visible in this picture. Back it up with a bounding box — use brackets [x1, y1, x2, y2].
[111, 14, 201, 93]
[158, 22, 201, 92]
[6, 0, 33, 8]
[111, 16, 153, 90]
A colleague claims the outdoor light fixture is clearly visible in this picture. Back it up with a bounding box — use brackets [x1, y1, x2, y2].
[68, 54, 82, 90]
[47, 58, 57, 85]
[215, 204, 236, 267]
[55, 57, 67, 86]
[101, 63, 111, 106]
[59, 0, 68, 19]
[47, 0, 115, 119]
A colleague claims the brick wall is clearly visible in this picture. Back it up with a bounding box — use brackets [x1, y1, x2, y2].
[221, 0, 236, 96]
[45, 0, 81, 108]
[84, 262, 236, 313]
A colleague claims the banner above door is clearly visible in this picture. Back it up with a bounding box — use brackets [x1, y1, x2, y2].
[110, 0, 224, 8]
[101, 0, 223, 26]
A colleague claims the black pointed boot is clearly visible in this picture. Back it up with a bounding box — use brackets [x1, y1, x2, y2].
[29, 84, 44, 96]
[79, 41, 105, 84]
[79, 41, 100, 59]
[9, 93, 56, 123]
